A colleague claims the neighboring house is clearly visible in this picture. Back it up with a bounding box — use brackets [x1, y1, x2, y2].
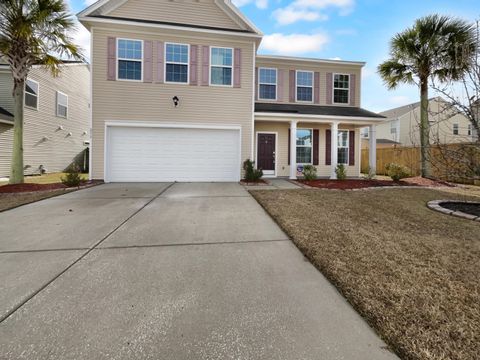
[0, 62, 90, 178]
[78, 0, 384, 182]
[362, 97, 474, 149]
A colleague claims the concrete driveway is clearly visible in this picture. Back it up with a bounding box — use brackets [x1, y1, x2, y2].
[0, 183, 397, 360]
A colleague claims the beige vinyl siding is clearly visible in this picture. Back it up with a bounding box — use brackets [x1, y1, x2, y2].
[91, 28, 255, 179]
[255, 58, 362, 107]
[254, 121, 361, 177]
[0, 65, 90, 177]
[108, 0, 243, 30]
[0, 123, 13, 177]
[0, 72, 14, 113]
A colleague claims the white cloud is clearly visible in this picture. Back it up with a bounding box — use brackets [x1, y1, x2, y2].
[84, 0, 98, 6]
[329, 56, 341, 60]
[273, 0, 354, 26]
[71, 22, 91, 61]
[388, 95, 413, 106]
[259, 33, 329, 55]
[232, 0, 269, 9]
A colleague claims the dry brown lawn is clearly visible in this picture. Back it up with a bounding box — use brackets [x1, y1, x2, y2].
[251, 188, 480, 360]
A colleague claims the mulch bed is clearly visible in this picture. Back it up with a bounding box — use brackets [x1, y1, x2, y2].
[0, 181, 94, 193]
[298, 177, 455, 190]
[441, 202, 480, 217]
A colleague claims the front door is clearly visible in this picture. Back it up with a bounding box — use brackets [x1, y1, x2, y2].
[257, 133, 276, 176]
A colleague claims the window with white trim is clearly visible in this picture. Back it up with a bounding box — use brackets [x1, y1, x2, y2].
[468, 124, 472, 136]
[296, 128, 312, 164]
[360, 127, 369, 138]
[453, 123, 459, 135]
[296, 71, 313, 102]
[338, 130, 349, 165]
[56, 91, 68, 118]
[210, 47, 233, 86]
[333, 74, 349, 104]
[165, 43, 189, 83]
[25, 79, 39, 109]
[117, 39, 142, 81]
[258, 68, 277, 100]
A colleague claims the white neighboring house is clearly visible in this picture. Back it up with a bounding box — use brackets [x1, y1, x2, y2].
[0, 61, 90, 178]
[361, 97, 475, 148]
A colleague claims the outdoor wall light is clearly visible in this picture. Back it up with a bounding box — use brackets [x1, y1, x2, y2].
[172, 96, 179, 107]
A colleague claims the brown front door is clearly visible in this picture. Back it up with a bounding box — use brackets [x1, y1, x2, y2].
[257, 133, 276, 174]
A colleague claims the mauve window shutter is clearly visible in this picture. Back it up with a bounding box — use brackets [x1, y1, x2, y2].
[349, 130, 355, 166]
[143, 40, 153, 83]
[289, 70, 295, 102]
[233, 48, 241, 88]
[349, 74, 356, 106]
[314, 72, 320, 104]
[190, 45, 198, 86]
[288, 129, 291, 165]
[156, 41, 164, 83]
[277, 69, 283, 102]
[255, 67, 258, 100]
[326, 72, 333, 104]
[325, 129, 331, 165]
[201, 46, 209, 86]
[313, 129, 319, 165]
[107, 37, 116, 81]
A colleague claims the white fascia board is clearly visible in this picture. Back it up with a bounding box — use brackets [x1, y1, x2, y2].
[219, 0, 263, 35]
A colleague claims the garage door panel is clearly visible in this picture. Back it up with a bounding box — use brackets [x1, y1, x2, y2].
[106, 126, 240, 182]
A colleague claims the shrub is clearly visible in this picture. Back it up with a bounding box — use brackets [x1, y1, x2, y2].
[302, 165, 317, 181]
[385, 163, 410, 181]
[61, 164, 82, 187]
[335, 164, 347, 180]
[243, 159, 263, 182]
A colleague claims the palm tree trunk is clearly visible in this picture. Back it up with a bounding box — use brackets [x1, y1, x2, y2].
[420, 78, 431, 178]
[9, 80, 25, 184]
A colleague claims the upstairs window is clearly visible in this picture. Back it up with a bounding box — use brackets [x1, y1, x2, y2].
[258, 68, 277, 100]
[210, 47, 233, 86]
[453, 123, 459, 135]
[25, 79, 39, 109]
[333, 74, 349, 104]
[468, 124, 472, 136]
[338, 130, 349, 164]
[296, 71, 313, 102]
[117, 39, 142, 81]
[56, 91, 68, 118]
[296, 128, 313, 164]
[165, 43, 189, 83]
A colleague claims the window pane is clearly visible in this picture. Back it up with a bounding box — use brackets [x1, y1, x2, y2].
[166, 44, 188, 63]
[334, 89, 349, 103]
[338, 148, 349, 164]
[296, 147, 312, 164]
[259, 84, 276, 99]
[259, 68, 276, 84]
[211, 48, 232, 66]
[296, 129, 312, 146]
[118, 39, 142, 60]
[297, 71, 312, 86]
[57, 92, 67, 107]
[334, 74, 349, 89]
[297, 87, 312, 101]
[58, 105, 67, 117]
[211, 66, 232, 85]
[25, 80, 38, 95]
[118, 60, 142, 80]
[166, 64, 188, 83]
[25, 93, 37, 108]
[338, 131, 348, 147]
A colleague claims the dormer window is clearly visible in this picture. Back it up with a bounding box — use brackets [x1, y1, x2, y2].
[296, 71, 313, 102]
[333, 74, 349, 104]
[258, 68, 277, 100]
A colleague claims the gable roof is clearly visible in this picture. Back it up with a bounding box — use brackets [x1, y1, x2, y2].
[78, 0, 262, 36]
[380, 96, 444, 119]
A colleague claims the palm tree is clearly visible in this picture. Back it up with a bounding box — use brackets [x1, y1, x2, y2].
[378, 15, 476, 178]
[0, 0, 83, 184]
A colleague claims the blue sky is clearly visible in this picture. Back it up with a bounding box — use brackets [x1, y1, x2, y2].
[68, 0, 479, 112]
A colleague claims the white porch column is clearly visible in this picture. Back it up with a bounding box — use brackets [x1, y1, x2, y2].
[330, 122, 339, 179]
[289, 120, 297, 179]
[369, 124, 377, 174]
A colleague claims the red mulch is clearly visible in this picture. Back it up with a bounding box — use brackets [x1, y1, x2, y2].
[0, 181, 94, 193]
[298, 177, 455, 190]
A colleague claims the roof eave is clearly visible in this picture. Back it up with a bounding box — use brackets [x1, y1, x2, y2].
[254, 112, 386, 123]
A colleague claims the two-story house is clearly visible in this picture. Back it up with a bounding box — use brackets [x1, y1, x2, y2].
[0, 61, 90, 178]
[78, 0, 384, 182]
[361, 97, 474, 149]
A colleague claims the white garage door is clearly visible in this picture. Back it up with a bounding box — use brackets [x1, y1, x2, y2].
[106, 125, 241, 182]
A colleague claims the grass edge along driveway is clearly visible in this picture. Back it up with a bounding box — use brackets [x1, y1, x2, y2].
[251, 187, 480, 360]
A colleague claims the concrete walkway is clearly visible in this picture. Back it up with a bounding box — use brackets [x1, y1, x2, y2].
[0, 183, 397, 360]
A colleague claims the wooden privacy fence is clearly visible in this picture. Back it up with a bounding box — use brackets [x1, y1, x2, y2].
[361, 143, 480, 182]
